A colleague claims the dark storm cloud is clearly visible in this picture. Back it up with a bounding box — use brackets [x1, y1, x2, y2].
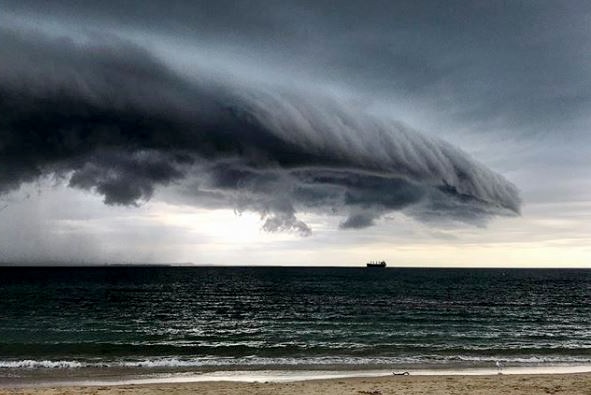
[3, 0, 590, 135]
[0, 27, 520, 233]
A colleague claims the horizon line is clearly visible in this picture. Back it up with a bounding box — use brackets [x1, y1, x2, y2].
[0, 263, 590, 269]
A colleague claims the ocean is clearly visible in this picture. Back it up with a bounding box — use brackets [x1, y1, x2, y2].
[1, 267, 590, 379]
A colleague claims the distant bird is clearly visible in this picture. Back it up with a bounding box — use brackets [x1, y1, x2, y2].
[496, 361, 503, 374]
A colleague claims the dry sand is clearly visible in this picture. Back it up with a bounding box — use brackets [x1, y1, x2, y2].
[2, 373, 591, 395]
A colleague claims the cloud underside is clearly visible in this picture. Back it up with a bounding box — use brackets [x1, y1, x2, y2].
[0, 29, 520, 234]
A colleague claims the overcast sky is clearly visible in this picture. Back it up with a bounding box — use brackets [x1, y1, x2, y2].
[0, 1, 589, 267]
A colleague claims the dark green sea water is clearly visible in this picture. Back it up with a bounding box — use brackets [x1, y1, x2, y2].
[1, 267, 590, 371]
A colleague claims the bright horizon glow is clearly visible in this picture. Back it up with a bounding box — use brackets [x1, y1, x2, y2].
[0, 183, 588, 268]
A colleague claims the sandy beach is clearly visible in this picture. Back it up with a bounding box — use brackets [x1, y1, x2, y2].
[3, 373, 591, 395]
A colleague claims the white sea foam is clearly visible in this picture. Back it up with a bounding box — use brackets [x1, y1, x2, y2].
[0, 360, 85, 369]
[2, 355, 591, 369]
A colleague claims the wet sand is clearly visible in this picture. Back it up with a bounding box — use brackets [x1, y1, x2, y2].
[3, 373, 591, 395]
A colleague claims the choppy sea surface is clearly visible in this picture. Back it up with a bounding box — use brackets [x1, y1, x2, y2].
[1, 267, 590, 376]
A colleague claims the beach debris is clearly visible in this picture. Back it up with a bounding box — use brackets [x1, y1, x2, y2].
[358, 390, 382, 395]
[393, 371, 410, 376]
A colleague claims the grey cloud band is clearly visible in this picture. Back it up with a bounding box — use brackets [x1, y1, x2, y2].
[0, 29, 520, 233]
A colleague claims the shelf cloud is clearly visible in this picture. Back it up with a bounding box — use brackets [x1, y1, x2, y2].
[0, 28, 520, 234]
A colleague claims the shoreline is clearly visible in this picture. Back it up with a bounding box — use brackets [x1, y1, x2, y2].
[3, 372, 591, 395]
[3, 364, 591, 388]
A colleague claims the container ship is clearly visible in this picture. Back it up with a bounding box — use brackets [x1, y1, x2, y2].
[366, 260, 387, 268]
